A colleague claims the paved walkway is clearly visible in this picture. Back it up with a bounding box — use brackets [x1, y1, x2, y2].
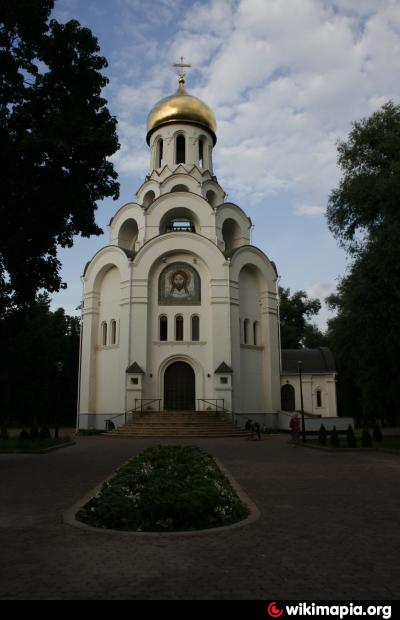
[0, 433, 399, 600]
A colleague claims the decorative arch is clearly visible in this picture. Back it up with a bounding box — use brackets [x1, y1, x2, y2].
[159, 207, 200, 235]
[117, 218, 138, 251]
[281, 384, 295, 411]
[206, 190, 217, 208]
[175, 133, 186, 164]
[222, 218, 242, 255]
[171, 184, 189, 192]
[158, 354, 204, 412]
[143, 190, 155, 208]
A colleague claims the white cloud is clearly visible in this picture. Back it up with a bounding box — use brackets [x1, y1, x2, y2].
[295, 205, 326, 216]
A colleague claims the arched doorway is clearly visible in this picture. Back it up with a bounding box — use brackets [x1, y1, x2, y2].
[164, 362, 195, 410]
[281, 384, 295, 411]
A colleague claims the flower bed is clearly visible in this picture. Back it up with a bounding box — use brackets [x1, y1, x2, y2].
[76, 445, 249, 532]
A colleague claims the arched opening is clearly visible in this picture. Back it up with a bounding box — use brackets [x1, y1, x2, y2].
[175, 134, 186, 164]
[206, 190, 217, 208]
[156, 138, 163, 168]
[222, 218, 241, 256]
[253, 321, 260, 345]
[191, 315, 200, 341]
[143, 190, 155, 209]
[171, 184, 189, 192]
[198, 138, 204, 167]
[164, 361, 195, 410]
[243, 319, 249, 345]
[175, 315, 184, 341]
[110, 320, 117, 345]
[316, 390, 322, 408]
[159, 315, 168, 341]
[281, 384, 295, 412]
[101, 322, 107, 346]
[118, 218, 138, 251]
[159, 207, 198, 234]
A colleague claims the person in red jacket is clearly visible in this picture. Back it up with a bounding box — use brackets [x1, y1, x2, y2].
[290, 411, 301, 441]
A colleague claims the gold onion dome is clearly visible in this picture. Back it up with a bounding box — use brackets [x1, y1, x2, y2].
[146, 76, 217, 145]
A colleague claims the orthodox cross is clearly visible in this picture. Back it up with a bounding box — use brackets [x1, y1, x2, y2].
[172, 56, 191, 80]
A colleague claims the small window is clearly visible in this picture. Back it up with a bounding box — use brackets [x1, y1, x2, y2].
[243, 319, 249, 345]
[316, 390, 322, 408]
[101, 322, 107, 346]
[253, 321, 259, 345]
[157, 139, 163, 168]
[160, 315, 168, 341]
[131, 377, 139, 385]
[198, 138, 204, 167]
[110, 320, 117, 345]
[191, 315, 200, 341]
[176, 134, 185, 164]
[175, 315, 184, 341]
[220, 377, 228, 385]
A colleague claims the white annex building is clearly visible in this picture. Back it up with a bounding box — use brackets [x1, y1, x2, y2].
[77, 64, 339, 432]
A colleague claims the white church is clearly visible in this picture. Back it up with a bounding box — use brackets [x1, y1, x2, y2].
[77, 63, 338, 432]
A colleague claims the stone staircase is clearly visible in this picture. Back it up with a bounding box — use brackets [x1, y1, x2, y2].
[105, 410, 250, 438]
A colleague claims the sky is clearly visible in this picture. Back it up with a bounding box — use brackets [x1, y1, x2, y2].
[50, 0, 400, 328]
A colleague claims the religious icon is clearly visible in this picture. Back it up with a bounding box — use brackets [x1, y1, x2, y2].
[159, 262, 200, 305]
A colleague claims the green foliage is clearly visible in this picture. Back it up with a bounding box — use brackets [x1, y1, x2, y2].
[0, 0, 119, 316]
[318, 424, 327, 445]
[0, 425, 8, 440]
[361, 427, 373, 448]
[0, 295, 80, 426]
[326, 102, 400, 425]
[19, 429, 30, 441]
[29, 426, 39, 440]
[373, 423, 383, 442]
[279, 287, 325, 349]
[39, 426, 51, 440]
[77, 445, 249, 532]
[346, 425, 357, 448]
[329, 426, 340, 448]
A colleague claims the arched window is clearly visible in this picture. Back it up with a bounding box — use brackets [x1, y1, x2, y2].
[175, 315, 184, 341]
[243, 319, 249, 345]
[101, 322, 107, 346]
[110, 320, 117, 345]
[191, 315, 200, 341]
[253, 321, 260, 345]
[156, 138, 163, 168]
[159, 315, 168, 341]
[175, 134, 185, 164]
[316, 390, 322, 408]
[198, 138, 204, 167]
[281, 384, 295, 412]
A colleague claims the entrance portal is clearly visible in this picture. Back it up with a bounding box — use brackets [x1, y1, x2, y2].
[164, 362, 195, 410]
[281, 384, 295, 411]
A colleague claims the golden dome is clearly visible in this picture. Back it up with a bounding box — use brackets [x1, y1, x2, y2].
[146, 77, 217, 145]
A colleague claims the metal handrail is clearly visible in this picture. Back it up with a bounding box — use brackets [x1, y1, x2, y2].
[134, 398, 161, 414]
[197, 398, 225, 412]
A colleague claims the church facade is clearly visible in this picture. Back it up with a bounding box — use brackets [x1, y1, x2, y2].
[77, 69, 337, 430]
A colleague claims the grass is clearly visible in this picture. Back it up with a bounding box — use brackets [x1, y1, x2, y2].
[76, 445, 249, 532]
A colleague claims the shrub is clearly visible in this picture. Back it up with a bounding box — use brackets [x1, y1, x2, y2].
[19, 429, 30, 441]
[0, 425, 9, 440]
[329, 426, 340, 448]
[39, 427, 51, 440]
[318, 424, 327, 445]
[346, 425, 357, 448]
[373, 423, 383, 442]
[361, 426, 372, 448]
[29, 427, 39, 440]
[77, 445, 249, 532]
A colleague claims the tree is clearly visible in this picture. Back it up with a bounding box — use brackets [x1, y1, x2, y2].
[279, 286, 325, 349]
[0, 1, 119, 316]
[0, 294, 80, 427]
[326, 102, 400, 425]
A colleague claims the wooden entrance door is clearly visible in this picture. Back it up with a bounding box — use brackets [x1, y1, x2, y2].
[164, 362, 195, 410]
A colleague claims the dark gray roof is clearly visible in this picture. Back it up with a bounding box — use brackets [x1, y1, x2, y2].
[214, 362, 233, 374]
[126, 362, 145, 374]
[281, 348, 336, 374]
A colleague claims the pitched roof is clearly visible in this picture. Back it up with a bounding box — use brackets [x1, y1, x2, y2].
[281, 348, 336, 374]
[126, 362, 145, 374]
[214, 362, 233, 374]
